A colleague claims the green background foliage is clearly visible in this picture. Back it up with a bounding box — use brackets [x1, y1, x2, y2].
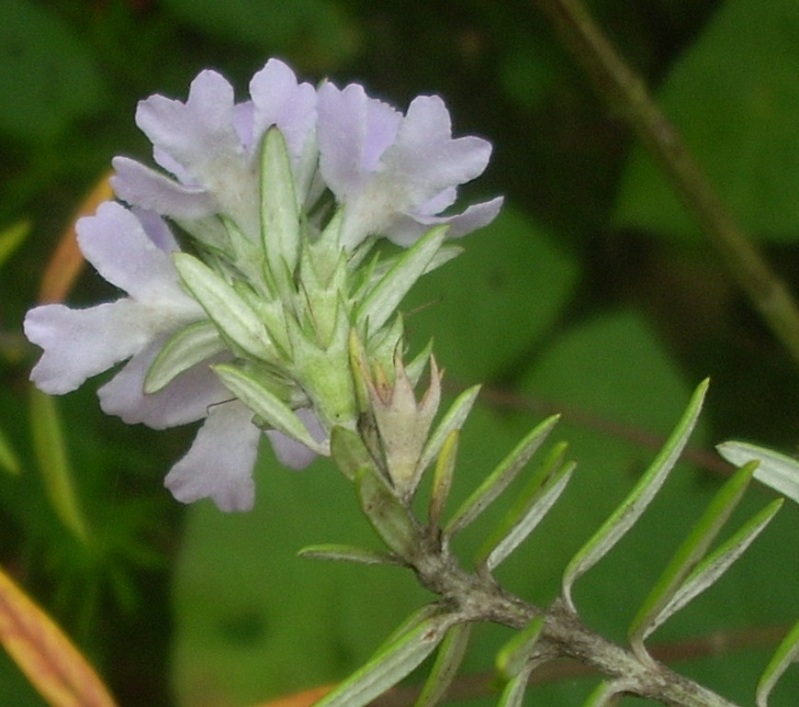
[2, 0, 799, 704]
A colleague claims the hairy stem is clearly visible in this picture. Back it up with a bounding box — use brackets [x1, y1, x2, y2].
[410, 530, 738, 706]
[533, 0, 799, 368]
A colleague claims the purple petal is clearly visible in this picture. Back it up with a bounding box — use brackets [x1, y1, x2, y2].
[387, 195, 504, 246]
[24, 300, 154, 395]
[112, 157, 216, 220]
[249, 58, 317, 162]
[76, 202, 189, 304]
[98, 340, 231, 429]
[164, 401, 261, 512]
[266, 408, 325, 469]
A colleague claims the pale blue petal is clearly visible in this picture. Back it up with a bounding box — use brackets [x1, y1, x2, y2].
[266, 408, 325, 469]
[164, 401, 261, 512]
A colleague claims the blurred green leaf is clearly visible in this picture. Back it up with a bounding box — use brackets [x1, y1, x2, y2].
[0, 426, 20, 476]
[28, 387, 89, 545]
[757, 617, 799, 707]
[495, 615, 545, 681]
[0, 0, 104, 142]
[614, 0, 799, 241]
[163, 0, 358, 69]
[0, 221, 30, 271]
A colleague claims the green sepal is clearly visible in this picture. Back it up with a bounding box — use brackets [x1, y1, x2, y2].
[298, 544, 403, 566]
[144, 321, 225, 394]
[212, 363, 327, 455]
[477, 444, 575, 572]
[418, 384, 481, 475]
[718, 440, 799, 505]
[628, 461, 764, 651]
[29, 387, 89, 544]
[428, 430, 459, 531]
[173, 252, 274, 360]
[330, 425, 374, 481]
[757, 616, 799, 707]
[260, 127, 301, 295]
[414, 621, 471, 707]
[562, 379, 708, 611]
[445, 414, 560, 537]
[355, 465, 421, 562]
[315, 614, 451, 707]
[355, 226, 447, 334]
[496, 615, 546, 680]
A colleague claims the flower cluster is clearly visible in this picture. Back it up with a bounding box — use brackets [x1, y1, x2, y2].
[24, 58, 501, 512]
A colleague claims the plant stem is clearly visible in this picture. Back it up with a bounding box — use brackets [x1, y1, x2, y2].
[412, 531, 738, 706]
[533, 0, 799, 368]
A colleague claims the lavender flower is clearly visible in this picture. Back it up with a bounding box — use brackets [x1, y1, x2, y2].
[25, 58, 501, 512]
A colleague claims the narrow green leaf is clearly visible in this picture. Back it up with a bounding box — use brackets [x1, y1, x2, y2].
[298, 544, 403, 566]
[717, 440, 799, 504]
[330, 425, 374, 481]
[355, 226, 447, 334]
[173, 252, 274, 360]
[642, 497, 781, 640]
[757, 617, 799, 707]
[0, 426, 20, 475]
[414, 622, 471, 707]
[355, 465, 421, 562]
[315, 615, 450, 707]
[212, 364, 327, 455]
[583, 680, 630, 707]
[428, 430, 459, 530]
[628, 461, 757, 653]
[562, 379, 708, 610]
[0, 220, 30, 270]
[445, 414, 560, 536]
[261, 127, 301, 291]
[144, 321, 225, 393]
[496, 615, 546, 680]
[479, 449, 575, 572]
[418, 385, 481, 475]
[28, 387, 89, 544]
[497, 663, 534, 707]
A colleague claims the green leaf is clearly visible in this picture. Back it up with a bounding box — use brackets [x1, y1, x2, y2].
[445, 414, 560, 536]
[639, 497, 781, 642]
[0, 0, 103, 142]
[212, 364, 327, 455]
[717, 441, 799, 504]
[613, 0, 799, 242]
[561, 379, 709, 611]
[315, 614, 450, 707]
[628, 461, 758, 653]
[418, 385, 481, 475]
[297, 544, 402, 566]
[260, 127, 301, 295]
[414, 622, 471, 707]
[496, 615, 545, 681]
[144, 321, 225, 393]
[28, 387, 89, 544]
[477, 444, 575, 572]
[582, 680, 629, 707]
[173, 252, 274, 360]
[428, 430, 459, 531]
[355, 226, 447, 334]
[0, 221, 30, 271]
[757, 617, 799, 707]
[497, 663, 534, 707]
[355, 465, 421, 562]
[0, 425, 20, 475]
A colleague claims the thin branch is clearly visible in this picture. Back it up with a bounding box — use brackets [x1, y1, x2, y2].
[533, 0, 799, 368]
